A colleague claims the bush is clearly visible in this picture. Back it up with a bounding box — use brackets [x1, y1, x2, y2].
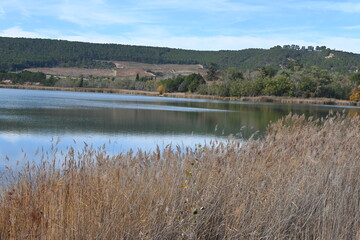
[349, 85, 360, 101]
[263, 75, 293, 96]
[157, 84, 166, 94]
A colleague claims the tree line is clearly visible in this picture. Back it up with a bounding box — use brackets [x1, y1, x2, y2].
[0, 70, 50, 85]
[12, 64, 357, 101]
[196, 63, 359, 100]
[1, 37, 360, 73]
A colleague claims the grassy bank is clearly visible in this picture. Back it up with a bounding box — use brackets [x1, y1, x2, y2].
[1, 84, 360, 107]
[0, 113, 359, 239]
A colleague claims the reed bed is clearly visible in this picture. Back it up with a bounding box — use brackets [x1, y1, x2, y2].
[0, 113, 360, 239]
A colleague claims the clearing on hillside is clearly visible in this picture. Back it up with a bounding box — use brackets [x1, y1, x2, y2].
[26, 61, 207, 80]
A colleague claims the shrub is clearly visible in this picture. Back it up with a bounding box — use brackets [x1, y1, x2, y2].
[157, 84, 166, 94]
[349, 85, 360, 101]
[263, 75, 293, 96]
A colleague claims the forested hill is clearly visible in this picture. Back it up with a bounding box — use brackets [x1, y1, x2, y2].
[1, 37, 360, 73]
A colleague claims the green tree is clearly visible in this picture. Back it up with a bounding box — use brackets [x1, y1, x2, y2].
[263, 75, 293, 96]
[259, 67, 277, 78]
[350, 73, 360, 85]
[206, 63, 219, 81]
[160, 76, 184, 92]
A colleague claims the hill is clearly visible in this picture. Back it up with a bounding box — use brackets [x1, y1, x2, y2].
[1, 37, 360, 73]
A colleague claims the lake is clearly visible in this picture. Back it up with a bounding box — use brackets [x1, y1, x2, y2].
[1, 88, 359, 168]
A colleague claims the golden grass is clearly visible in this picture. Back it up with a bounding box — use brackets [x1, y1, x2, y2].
[1, 113, 360, 239]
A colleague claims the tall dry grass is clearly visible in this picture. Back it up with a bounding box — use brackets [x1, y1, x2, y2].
[0, 113, 360, 239]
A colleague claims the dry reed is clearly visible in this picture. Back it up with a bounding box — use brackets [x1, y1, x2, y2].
[0, 113, 360, 239]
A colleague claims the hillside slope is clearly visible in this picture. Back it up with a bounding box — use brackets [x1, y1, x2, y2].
[1, 37, 360, 73]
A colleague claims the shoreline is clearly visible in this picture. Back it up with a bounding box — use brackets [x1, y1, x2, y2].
[1, 84, 359, 107]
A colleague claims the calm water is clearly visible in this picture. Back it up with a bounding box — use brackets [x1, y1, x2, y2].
[1, 88, 359, 168]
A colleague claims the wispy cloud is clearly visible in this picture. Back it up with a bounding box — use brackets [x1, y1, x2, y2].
[1, 0, 152, 26]
[343, 25, 360, 30]
[141, 0, 268, 12]
[292, 1, 360, 13]
[0, 6, 5, 17]
[56, 0, 151, 26]
[0, 26, 43, 38]
[320, 37, 360, 52]
[324, 1, 360, 13]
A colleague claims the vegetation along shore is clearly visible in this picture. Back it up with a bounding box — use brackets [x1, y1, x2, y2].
[1, 84, 359, 107]
[1, 37, 360, 104]
[1, 113, 359, 239]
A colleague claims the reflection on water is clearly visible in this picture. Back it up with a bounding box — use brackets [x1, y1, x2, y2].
[1, 88, 359, 167]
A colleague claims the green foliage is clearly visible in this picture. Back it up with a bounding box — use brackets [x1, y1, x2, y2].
[201, 83, 230, 97]
[43, 76, 59, 86]
[160, 77, 184, 92]
[287, 66, 352, 99]
[198, 65, 353, 100]
[258, 67, 277, 78]
[159, 74, 205, 93]
[350, 73, 360, 85]
[2, 37, 359, 73]
[263, 75, 292, 96]
[221, 68, 244, 82]
[0, 70, 46, 84]
[180, 74, 205, 92]
[0, 37, 357, 100]
[285, 59, 303, 71]
[206, 63, 220, 81]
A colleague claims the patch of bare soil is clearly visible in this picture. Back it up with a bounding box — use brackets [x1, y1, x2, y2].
[26, 67, 116, 77]
[114, 61, 206, 79]
[26, 61, 207, 79]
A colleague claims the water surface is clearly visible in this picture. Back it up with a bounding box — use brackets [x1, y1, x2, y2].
[1, 88, 359, 168]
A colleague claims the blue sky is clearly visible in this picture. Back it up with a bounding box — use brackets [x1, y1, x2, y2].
[0, 0, 360, 52]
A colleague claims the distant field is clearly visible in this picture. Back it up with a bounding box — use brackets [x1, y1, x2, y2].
[25, 67, 116, 77]
[26, 61, 206, 79]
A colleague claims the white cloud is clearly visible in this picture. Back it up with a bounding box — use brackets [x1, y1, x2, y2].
[0, 0, 152, 26]
[326, 1, 360, 13]
[294, 1, 360, 13]
[319, 37, 360, 53]
[0, 6, 5, 17]
[139, 0, 267, 12]
[344, 25, 360, 30]
[56, 0, 152, 26]
[0, 26, 44, 38]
